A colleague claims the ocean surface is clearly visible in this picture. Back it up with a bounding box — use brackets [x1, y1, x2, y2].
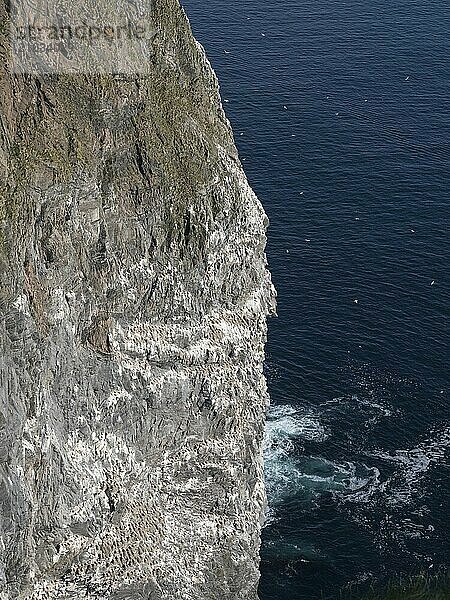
[181, 1, 450, 598]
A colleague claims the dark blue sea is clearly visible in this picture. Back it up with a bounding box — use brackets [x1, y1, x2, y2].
[181, 1, 450, 598]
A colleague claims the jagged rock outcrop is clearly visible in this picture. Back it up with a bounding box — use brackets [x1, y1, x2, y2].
[0, 1, 275, 598]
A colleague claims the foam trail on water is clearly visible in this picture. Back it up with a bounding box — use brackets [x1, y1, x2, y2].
[263, 404, 327, 522]
[262, 403, 378, 523]
[351, 425, 450, 507]
[263, 401, 382, 525]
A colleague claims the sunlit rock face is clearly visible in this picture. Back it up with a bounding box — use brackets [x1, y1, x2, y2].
[0, 0, 275, 598]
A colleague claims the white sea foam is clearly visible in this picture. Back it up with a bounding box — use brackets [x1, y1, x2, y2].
[318, 393, 395, 428]
[263, 404, 327, 523]
[337, 426, 450, 550]
[265, 404, 327, 444]
[263, 403, 379, 524]
[263, 392, 450, 545]
[357, 426, 450, 507]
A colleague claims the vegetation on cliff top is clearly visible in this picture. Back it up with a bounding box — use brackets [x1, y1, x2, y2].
[341, 571, 450, 600]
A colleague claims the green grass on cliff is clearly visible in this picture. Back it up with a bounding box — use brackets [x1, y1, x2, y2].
[340, 571, 450, 600]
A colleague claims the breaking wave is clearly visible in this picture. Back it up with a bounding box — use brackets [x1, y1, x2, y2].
[263, 396, 450, 540]
[263, 402, 380, 524]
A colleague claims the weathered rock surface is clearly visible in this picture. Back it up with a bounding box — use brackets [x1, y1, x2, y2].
[0, 1, 275, 598]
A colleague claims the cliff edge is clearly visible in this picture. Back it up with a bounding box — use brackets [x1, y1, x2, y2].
[0, 1, 275, 598]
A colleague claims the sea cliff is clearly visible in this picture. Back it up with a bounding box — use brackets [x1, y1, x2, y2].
[0, 0, 275, 598]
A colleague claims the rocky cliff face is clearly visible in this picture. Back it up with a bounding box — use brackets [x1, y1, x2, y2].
[0, 1, 275, 599]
